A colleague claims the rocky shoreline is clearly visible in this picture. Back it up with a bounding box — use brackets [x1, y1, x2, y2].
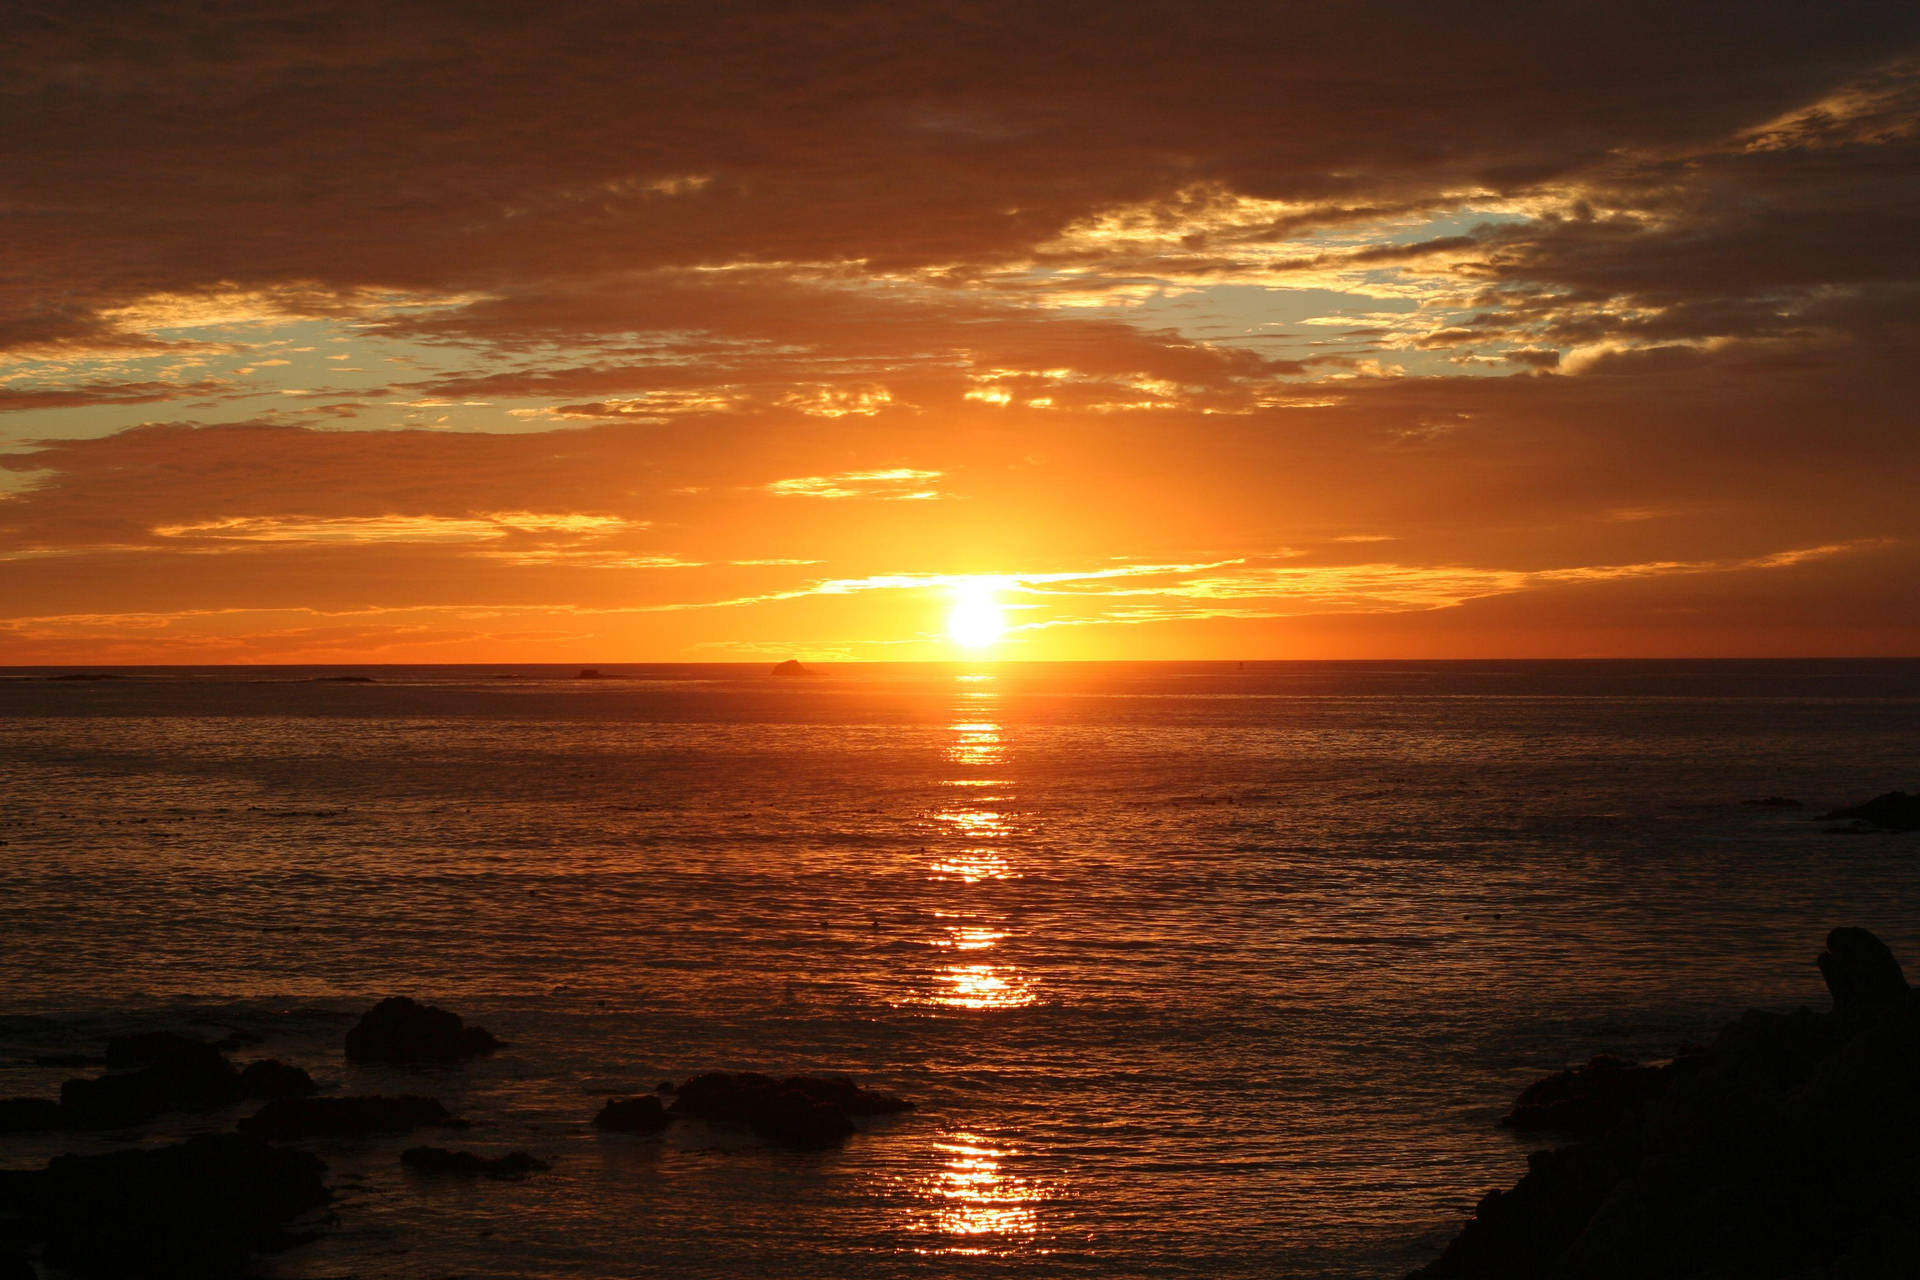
[0, 996, 913, 1277]
[1413, 927, 1920, 1279]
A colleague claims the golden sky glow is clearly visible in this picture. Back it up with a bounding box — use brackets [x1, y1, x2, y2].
[1, 5, 1917, 661]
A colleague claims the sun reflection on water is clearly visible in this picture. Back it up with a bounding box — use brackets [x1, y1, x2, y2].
[913, 1133, 1044, 1252]
[920, 676, 1036, 1003]
[945, 721, 1004, 769]
[928, 848, 1018, 882]
[936, 961, 1035, 1009]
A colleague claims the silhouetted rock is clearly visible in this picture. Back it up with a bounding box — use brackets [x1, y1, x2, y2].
[1820, 790, 1920, 832]
[239, 1094, 467, 1140]
[1819, 925, 1909, 1019]
[45, 672, 125, 681]
[748, 1090, 856, 1150]
[778, 1074, 915, 1116]
[668, 1072, 910, 1148]
[401, 1145, 549, 1179]
[576, 668, 606, 679]
[62, 1038, 242, 1127]
[310, 674, 374, 683]
[343, 997, 502, 1064]
[1742, 795, 1802, 808]
[771, 659, 813, 678]
[1498, 1053, 1678, 1140]
[1412, 928, 1920, 1280]
[592, 1095, 671, 1134]
[668, 1071, 778, 1124]
[0, 1096, 65, 1134]
[239, 1059, 319, 1100]
[5, 1132, 328, 1279]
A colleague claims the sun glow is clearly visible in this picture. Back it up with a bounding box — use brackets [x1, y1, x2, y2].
[946, 581, 1008, 650]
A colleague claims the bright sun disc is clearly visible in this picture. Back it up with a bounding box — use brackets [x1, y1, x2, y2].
[947, 584, 1007, 650]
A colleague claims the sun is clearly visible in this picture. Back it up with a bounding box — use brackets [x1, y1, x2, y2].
[946, 580, 1008, 650]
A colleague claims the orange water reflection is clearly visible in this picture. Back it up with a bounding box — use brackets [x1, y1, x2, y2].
[921, 678, 1035, 1006]
[945, 718, 1004, 769]
[936, 961, 1035, 1009]
[927, 919, 1035, 1008]
[928, 848, 1018, 883]
[914, 1133, 1043, 1251]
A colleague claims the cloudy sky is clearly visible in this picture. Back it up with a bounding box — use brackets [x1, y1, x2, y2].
[3, 1, 1917, 662]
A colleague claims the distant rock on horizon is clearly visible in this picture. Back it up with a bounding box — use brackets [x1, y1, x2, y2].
[771, 659, 813, 678]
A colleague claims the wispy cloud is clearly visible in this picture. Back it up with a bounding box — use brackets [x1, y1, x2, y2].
[763, 469, 943, 500]
[152, 512, 633, 545]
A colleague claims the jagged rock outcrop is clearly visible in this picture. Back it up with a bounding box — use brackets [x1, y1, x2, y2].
[0, 1097, 65, 1134]
[0, 1133, 328, 1279]
[1820, 791, 1920, 832]
[1498, 1052, 1700, 1140]
[238, 1059, 319, 1099]
[1413, 927, 1920, 1280]
[668, 1071, 912, 1149]
[592, 1095, 671, 1134]
[1818, 927, 1908, 1020]
[61, 1035, 242, 1127]
[239, 1094, 467, 1140]
[342, 997, 502, 1064]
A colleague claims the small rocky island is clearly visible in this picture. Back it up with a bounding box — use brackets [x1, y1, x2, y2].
[1413, 927, 1920, 1279]
[770, 658, 813, 678]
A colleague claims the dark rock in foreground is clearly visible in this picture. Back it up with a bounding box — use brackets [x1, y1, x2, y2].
[343, 997, 502, 1064]
[3, 1132, 328, 1279]
[0, 1096, 65, 1134]
[1413, 927, 1920, 1280]
[401, 1145, 549, 1179]
[239, 1059, 319, 1099]
[62, 1037, 242, 1128]
[1820, 790, 1920, 832]
[1819, 925, 1908, 1019]
[103, 1031, 225, 1071]
[669, 1072, 910, 1149]
[1498, 1052, 1698, 1140]
[239, 1094, 467, 1140]
[593, 1095, 671, 1134]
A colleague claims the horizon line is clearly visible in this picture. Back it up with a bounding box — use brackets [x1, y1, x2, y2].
[5, 655, 1920, 670]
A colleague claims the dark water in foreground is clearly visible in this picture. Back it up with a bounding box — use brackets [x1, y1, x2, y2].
[1, 660, 1917, 1278]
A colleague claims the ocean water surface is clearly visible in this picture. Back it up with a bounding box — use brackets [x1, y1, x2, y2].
[1, 660, 1917, 1278]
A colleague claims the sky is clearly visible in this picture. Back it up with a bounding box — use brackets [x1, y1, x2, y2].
[2, 1, 1918, 663]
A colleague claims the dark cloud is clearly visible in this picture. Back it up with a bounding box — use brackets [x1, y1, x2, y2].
[3, 1, 1914, 309]
[0, 380, 228, 413]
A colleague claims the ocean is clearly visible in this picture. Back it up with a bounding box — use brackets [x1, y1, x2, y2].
[1, 660, 1916, 1278]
